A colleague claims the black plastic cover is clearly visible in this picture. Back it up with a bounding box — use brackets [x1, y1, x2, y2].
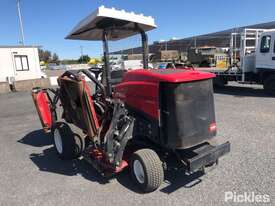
[160, 79, 216, 149]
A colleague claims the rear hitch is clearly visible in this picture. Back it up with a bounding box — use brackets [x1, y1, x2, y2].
[175, 141, 230, 173]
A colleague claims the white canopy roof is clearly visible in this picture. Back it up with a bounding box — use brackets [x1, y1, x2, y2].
[66, 6, 157, 41]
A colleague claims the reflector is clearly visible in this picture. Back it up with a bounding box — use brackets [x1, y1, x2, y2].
[209, 123, 217, 132]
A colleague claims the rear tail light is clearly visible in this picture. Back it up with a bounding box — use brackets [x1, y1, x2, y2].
[209, 123, 217, 132]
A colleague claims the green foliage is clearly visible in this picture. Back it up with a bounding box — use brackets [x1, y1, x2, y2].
[51, 53, 60, 64]
[39, 49, 51, 63]
[39, 49, 60, 64]
[60, 59, 79, 64]
[78, 55, 90, 63]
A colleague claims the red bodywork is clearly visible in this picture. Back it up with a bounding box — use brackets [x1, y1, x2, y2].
[31, 68, 216, 174]
[32, 90, 53, 131]
[114, 69, 215, 120]
[88, 147, 128, 174]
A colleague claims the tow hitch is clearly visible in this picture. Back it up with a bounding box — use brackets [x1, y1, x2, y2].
[176, 141, 230, 173]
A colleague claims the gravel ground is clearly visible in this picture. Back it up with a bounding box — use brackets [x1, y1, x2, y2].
[0, 82, 274, 206]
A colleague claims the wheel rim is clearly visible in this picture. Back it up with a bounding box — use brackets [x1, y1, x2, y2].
[133, 160, 145, 184]
[54, 129, 63, 154]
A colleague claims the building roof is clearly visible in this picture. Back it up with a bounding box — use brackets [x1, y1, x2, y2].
[0, 45, 41, 48]
[112, 20, 275, 54]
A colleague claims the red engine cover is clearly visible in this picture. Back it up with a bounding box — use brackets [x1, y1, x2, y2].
[114, 69, 215, 120]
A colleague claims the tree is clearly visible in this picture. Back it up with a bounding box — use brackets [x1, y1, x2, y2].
[51, 53, 60, 64]
[78, 55, 90, 63]
[39, 49, 52, 63]
[60, 59, 78, 64]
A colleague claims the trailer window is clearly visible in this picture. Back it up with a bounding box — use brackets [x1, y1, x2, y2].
[273, 40, 275, 53]
[260, 35, 271, 53]
[14, 55, 29, 71]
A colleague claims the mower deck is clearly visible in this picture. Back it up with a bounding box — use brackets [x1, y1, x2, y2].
[82, 145, 128, 177]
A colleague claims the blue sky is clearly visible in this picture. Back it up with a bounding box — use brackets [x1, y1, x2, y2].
[1, 0, 275, 59]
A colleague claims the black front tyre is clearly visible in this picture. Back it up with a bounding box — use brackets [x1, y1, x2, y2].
[264, 75, 275, 96]
[130, 149, 164, 193]
[52, 122, 85, 160]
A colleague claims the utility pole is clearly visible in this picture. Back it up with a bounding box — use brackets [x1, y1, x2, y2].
[16, 0, 25, 45]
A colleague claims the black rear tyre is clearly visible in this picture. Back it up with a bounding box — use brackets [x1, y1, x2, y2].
[264, 75, 275, 96]
[130, 149, 164, 193]
[52, 122, 85, 160]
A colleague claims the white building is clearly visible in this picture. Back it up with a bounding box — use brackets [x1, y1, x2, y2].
[0, 46, 43, 83]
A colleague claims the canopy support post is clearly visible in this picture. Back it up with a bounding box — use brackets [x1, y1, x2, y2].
[102, 30, 112, 97]
[140, 30, 149, 69]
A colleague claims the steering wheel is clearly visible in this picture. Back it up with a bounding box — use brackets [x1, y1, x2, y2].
[78, 69, 106, 99]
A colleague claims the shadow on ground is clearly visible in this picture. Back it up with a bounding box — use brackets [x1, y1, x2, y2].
[19, 129, 109, 185]
[214, 85, 274, 98]
[30, 147, 109, 184]
[18, 129, 52, 147]
[20, 130, 205, 193]
[116, 168, 204, 194]
[160, 170, 204, 194]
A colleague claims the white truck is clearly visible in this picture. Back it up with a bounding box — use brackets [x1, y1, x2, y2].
[208, 28, 275, 95]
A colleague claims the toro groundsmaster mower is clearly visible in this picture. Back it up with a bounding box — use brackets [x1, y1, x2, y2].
[32, 6, 230, 192]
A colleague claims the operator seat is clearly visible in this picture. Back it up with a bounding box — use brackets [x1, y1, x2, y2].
[110, 69, 127, 85]
[58, 72, 100, 138]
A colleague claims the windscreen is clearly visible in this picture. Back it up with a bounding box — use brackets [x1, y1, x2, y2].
[160, 79, 216, 149]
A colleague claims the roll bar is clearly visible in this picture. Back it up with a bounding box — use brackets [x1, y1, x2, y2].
[102, 28, 149, 97]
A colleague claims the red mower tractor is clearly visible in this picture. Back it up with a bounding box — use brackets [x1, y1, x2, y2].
[32, 6, 230, 192]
